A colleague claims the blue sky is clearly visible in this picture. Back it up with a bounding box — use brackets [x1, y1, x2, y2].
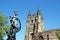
[0, 0, 60, 40]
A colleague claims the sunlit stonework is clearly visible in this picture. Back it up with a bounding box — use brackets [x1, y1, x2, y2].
[24, 9, 60, 40]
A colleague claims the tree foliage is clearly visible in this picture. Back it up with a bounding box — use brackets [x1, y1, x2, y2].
[0, 13, 10, 40]
[55, 32, 60, 40]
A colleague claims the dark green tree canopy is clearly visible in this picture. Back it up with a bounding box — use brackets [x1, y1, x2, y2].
[0, 13, 10, 40]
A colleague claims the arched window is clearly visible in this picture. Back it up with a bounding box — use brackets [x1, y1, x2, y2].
[47, 34, 49, 40]
[39, 36, 44, 40]
[31, 20, 33, 23]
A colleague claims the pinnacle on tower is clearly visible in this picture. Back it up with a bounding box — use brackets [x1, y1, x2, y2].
[37, 9, 43, 20]
[28, 10, 31, 17]
[37, 9, 41, 16]
[27, 10, 31, 19]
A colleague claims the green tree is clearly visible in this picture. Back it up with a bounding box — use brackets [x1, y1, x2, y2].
[0, 13, 10, 40]
[55, 32, 60, 40]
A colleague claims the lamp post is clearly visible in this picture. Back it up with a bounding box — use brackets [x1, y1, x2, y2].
[6, 11, 21, 40]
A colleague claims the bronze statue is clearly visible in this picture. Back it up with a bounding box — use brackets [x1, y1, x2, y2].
[6, 11, 21, 40]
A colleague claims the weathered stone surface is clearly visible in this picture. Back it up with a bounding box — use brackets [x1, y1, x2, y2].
[24, 9, 60, 40]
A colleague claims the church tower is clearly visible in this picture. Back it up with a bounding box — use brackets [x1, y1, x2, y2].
[25, 9, 44, 40]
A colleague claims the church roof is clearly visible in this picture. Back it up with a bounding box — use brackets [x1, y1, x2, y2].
[44, 28, 60, 32]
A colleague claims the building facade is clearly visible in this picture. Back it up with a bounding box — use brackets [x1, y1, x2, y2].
[24, 9, 60, 40]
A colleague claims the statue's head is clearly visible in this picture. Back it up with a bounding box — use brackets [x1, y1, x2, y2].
[14, 11, 18, 16]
